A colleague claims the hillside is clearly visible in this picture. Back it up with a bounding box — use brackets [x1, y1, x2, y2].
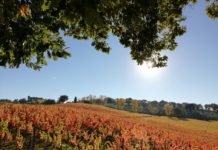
[83, 104, 218, 144]
[0, 103, 218, 150]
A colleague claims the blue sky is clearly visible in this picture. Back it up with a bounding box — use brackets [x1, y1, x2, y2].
[0, 1, 218, 105]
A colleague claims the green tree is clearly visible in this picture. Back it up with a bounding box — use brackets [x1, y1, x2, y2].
[105, 97, 115, 105]
[205, 0, 218, 19]
[74, 96, 77, 103]
[147, 101, 160, 115]
[163, 103, 174, 116]
[43, 99, 56, 104]
[0, 0, 200, 70]
[173, 107, 183, 117]
[58, 95, 68, 103]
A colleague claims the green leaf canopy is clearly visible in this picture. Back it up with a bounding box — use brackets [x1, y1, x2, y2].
[0, 0, 216, 70]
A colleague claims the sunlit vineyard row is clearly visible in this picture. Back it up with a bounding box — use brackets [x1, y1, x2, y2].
[0, 103, 217, 150]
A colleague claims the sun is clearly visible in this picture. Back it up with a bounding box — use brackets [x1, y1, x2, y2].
[136, 62, 163, 79]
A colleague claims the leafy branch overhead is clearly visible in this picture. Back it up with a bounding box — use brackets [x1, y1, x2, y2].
[0, 0, 216, 70]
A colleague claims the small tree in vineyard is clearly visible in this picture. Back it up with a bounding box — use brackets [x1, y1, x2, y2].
[58, 95, 68, 103]
[74, 97, 77, 103]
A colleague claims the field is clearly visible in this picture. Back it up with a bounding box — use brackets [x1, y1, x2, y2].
[0, 103, 218, 150]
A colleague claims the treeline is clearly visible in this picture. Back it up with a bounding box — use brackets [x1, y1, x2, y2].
[80, 95, 218, 120]
[0, 96, 56, 104]
[1, 95, 218, 120]
[0, 95, 77, 104]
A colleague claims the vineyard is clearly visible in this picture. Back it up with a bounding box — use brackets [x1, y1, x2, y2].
[0, 103, 218, 150]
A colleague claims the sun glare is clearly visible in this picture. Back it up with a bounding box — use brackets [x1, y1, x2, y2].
[136, 62, 163, 79]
